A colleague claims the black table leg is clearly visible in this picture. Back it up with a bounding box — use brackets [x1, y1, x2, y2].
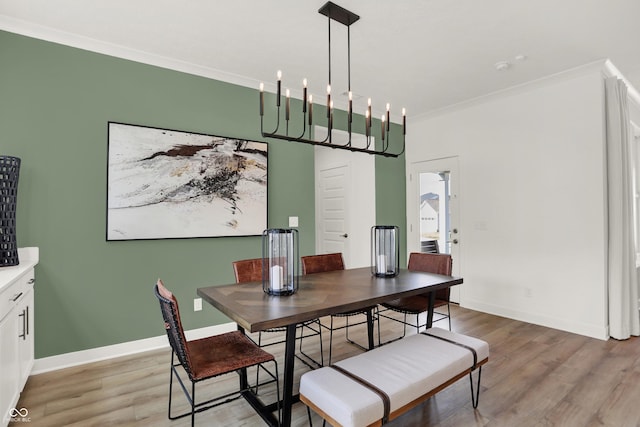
[281, 323, 297, 427]
[426, 291, 435, 328]
[238, 325, 249, 389]
[366, 308, 375, 349]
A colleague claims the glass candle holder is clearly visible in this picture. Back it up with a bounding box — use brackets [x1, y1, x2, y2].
[371, 225, 399, 277]
[262, 228, 299, 295]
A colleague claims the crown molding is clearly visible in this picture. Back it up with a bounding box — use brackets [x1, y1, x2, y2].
[603, 59, 640, 109]
[0, 15, 261, 91]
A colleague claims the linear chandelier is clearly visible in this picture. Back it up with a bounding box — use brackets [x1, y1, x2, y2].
[259, 1, 406, 158]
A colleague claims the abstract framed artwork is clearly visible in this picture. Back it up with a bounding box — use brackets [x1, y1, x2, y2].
[107, 122, 268, 240]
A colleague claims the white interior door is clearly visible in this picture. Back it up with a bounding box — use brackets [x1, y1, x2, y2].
[407, 157, 461, 303]
[315, 128, 375, 268]
[317, 165, 350, 258]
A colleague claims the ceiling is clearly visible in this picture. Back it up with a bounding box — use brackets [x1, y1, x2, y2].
[1, 0, 639, 122]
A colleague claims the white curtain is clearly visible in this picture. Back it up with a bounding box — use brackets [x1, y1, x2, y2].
[605, 77, 640, 340]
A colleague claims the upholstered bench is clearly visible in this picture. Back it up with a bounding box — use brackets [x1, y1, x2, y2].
[299, 328, 489, 427]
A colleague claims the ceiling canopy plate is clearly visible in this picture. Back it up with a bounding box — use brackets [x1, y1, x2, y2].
[318, 1, 360, 26]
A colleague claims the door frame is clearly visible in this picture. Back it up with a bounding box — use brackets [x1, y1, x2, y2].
[407, 156, 461, 302]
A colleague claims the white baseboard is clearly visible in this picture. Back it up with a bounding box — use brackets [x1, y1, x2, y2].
[462, 299, 609, 341]
[31, 322, 237, 375]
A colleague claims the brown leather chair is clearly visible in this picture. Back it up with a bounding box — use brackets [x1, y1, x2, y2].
[379, 252, 453, 343]
[301, 253, 380, 364]
[232, 258, 324, 368]
[154, 279, 280, 426]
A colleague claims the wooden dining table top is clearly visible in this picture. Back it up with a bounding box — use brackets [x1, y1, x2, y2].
[197, 267, 463, 333]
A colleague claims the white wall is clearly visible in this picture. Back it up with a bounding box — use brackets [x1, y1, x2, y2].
[407, 63, 608, 339]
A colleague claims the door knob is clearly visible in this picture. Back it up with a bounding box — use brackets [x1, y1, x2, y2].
[452, 239, 459, 244]
[452, 228, 458, 234]
[342, 233, 348, 238]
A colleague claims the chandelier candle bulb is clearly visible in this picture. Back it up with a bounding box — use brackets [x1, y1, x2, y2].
[276, 70, 282, 106]
[329, 100, 334, 130]
[303, 79, 308, 113]
[259, 82, 264, 116]
[286, 89, 290, 121]
[386, 103, 391, 132]
[367, 97, 372, 129]
[402, 108, 406, 135]
[308, 94, 313, 125]
[348, 91, 353, 122]
[365, 110, 370, 137]
[326, 84, 332, 118]
[381, 115, 386, 141]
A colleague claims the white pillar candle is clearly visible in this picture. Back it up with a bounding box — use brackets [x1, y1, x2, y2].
[377, 255, 387, 274]
[270, 265, 283, 290]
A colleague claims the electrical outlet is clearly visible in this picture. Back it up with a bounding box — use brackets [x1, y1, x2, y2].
[524, 288, 533, 298]
[289, 216, 299, 227]
[194, 298, 202, 311]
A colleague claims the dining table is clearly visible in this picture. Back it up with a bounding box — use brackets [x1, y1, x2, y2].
[197, 266, 463, 427]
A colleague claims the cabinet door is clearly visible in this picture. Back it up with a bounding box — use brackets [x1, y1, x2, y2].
[17, 289, 34, 389]
[0, 311, 19, 425]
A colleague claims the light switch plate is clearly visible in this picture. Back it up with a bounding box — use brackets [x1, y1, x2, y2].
[289, 216, 299, 227]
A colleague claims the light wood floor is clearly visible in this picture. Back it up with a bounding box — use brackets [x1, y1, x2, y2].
[17, 305, 640, 426]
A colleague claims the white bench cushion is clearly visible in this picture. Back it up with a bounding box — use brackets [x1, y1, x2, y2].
[299, 327, 489, 427]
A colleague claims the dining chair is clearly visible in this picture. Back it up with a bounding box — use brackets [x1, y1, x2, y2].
[379, 252, 453, 343]
[232, 258, 324, 369]
[154, 279, 280, 426]
[300, 253, 380, 364]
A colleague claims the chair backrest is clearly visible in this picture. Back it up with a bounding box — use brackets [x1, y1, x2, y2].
[421, 240, 440, 254]
[407, 253, 453, 301]
[407, 252, 452, 275]
[233, 258, 263, 283]
[154, 279, 194, 378]
[301, 253, 345, 275]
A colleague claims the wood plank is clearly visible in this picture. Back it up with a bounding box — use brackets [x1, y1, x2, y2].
[17, 305, 640, 426]
[197, 267, 462, 332]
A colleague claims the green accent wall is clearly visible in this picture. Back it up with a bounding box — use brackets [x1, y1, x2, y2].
[0, 30, 405, 358]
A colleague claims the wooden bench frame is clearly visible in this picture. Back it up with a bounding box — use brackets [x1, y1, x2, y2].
[301, 359, 486, 427]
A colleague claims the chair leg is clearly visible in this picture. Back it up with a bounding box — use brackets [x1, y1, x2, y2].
[255, 332, 263, 394]
[378, 309, 413, 345]
[447, 302, 452, 331]
[328, 317, 335, 365]
[344, 312, 376, 351]
[191, 381, 196, 427]
[402, 312, 409, 338]
[299, 320, 324, 367]
[167, 353, 175, 420]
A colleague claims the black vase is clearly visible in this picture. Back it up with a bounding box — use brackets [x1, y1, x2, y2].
[0, 156, 21, 267]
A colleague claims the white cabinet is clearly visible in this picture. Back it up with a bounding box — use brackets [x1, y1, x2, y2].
[0, 248, 38, 427]
[17, 288, 34, 390]
[0, 303, 19, 425]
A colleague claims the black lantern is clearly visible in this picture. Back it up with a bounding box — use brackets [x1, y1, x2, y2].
[262, 228, 299, 295]
[0, 156, 21, 267]
[371, 225, 399, 277]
